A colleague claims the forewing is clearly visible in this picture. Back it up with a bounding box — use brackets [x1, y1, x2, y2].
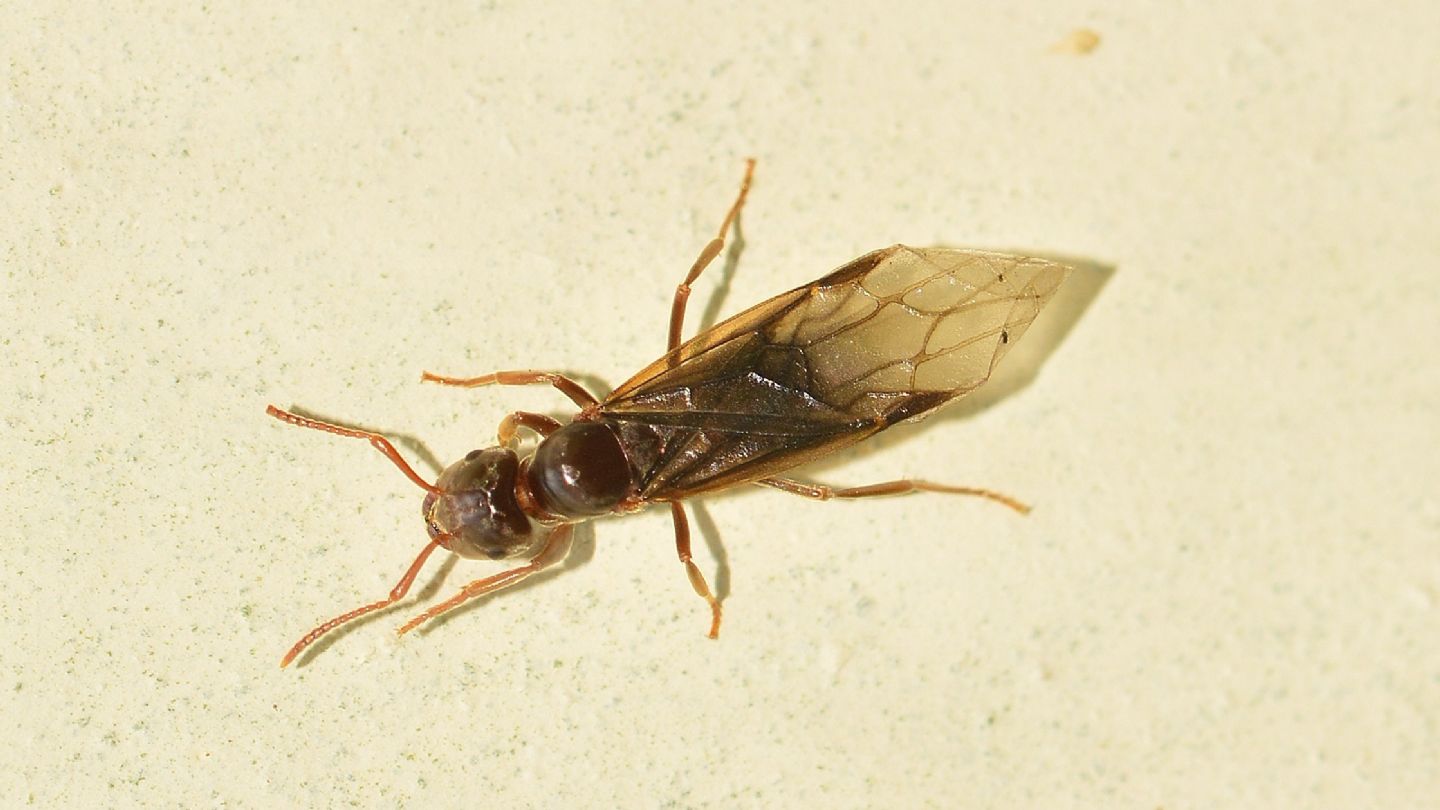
[603, 245, 1069, 498]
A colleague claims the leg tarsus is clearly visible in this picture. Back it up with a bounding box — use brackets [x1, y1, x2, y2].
[671, 502, 722, 638]
[757, 476, 1031, 515]
[280, 540, 442, 668]
[668, 159, 757, 353]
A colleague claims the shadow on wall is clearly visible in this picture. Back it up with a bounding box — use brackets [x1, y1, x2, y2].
[792, 247, 1114, 473]
[941, 247, 1112, 423]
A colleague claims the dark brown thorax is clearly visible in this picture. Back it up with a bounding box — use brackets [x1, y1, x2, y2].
[524, 420, 637, 519]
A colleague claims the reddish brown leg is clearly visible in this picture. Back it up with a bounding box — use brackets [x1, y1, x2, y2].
[757, 476, 1031, 515]
[265, 405, 439, 494]
[396, 524, 574, 636]
[668, 158, 757, 354]
[420, 369, 599, 409]
[497, 411, 563, 446]
[280, 540, 441, 668]
[670, 502, 723, 638]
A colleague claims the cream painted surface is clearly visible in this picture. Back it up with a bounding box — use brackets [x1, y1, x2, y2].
[3, 2, 1437, 807]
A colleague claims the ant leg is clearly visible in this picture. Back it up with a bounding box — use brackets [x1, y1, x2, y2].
[757, 476, 1031, 515]
[668, 158, 757, 352]
[420, 369, 599, 409]
[496, 411, 563, 446]
[670, 502, 722, 639]
[265, 405, 439, 494]
[396, 524, 574, 636]
[280, 540, 442, 668]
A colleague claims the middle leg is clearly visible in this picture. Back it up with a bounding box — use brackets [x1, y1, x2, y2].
[668, 158, 757, 353]
[670, 502, 723, 639]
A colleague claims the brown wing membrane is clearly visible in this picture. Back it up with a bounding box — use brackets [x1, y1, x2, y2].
[601, 245, 1070, 499]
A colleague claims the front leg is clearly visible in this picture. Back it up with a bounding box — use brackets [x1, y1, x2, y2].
[396, 524, 575, 636]
[280, 540, 442, 668]
[496, 411, 563, 447]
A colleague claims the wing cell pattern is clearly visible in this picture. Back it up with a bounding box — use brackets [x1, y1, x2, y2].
[601, 246, 1069, 498]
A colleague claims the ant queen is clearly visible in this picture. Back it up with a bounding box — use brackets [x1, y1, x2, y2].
[267, 160, 1070, 667]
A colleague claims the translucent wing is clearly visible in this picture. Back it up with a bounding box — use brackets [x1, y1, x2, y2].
[601, 245, 1070, 499]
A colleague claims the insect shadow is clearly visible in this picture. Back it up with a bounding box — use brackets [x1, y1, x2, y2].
[938, 249, 1111, 420]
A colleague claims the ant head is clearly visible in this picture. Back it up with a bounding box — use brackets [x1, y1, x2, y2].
[423, 447, 536, 560]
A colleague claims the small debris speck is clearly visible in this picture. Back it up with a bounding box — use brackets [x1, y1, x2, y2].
[1050, 28, 1101, 55]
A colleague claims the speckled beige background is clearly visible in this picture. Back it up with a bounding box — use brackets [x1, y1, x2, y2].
[3, 2, 1437, 808]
